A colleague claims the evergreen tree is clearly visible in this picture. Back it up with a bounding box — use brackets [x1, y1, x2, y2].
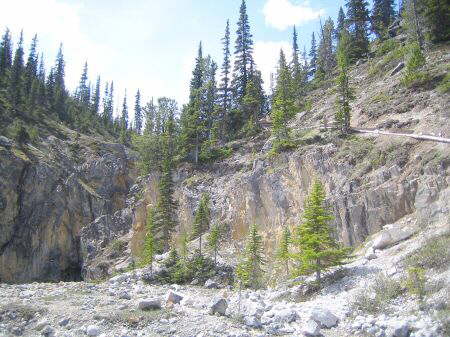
[36, 54, 46, 107]
[154, 110, 178, 252]
[46, 68, 55, 112]
[207, 223, 223, 265]
[308, 32, 318, 77]
[134, 89, 142, 134]
[9, 31, 24, 112]
[219, 20, 232, 136]
[236, 224, 265, 289]
[121, 90, 128, 129]
[53, 44, 67, 121]
[231, 0, 254, 112]
[336, 7, 347, 38]
[346, 0, 370, 60]
[421, 0, 449, 42]
[371, 0, 396, 39]
[0, 28, 13, 87]
[91, 76, 100, 115]
[276, 226, 291, 276]
[241, 77, 262, 136]
[102, 82, 110, 125]
[143, 207, 156, 274]
[271, 50, 295, 152]
[191, 193, 211, 256]
[24, 34, 38, 97]
[316, 18, 336, 80]
[291, 26, 307, 106]
[335, 29, 354, 135]
[292, 180, 351, 284]
[77, 61, 89, 105]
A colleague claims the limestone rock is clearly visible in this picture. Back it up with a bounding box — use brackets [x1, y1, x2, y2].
[138, 298, 161, 310]
[209, 298, 227, 316]
[302, 319, 321, 336]
[309, 308, 339, 328]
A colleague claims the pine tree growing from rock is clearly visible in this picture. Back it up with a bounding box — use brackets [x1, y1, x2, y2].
[236, 223, 265, 289]
[276, 226, 291, 277]
[143, 207, 156, 274]
[207, 223, 223, 265]
[292, 180, 351, 284]
[191, 193, 211, 256]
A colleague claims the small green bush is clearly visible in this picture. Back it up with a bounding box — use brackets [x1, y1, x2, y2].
[353, 274, 403, 314]
[10, 119, 30, 146]
[28, 126, 39, 143]
[375, 39, 398, 57]
[405, 267, 426, 299]
[401, 42, 428, 87]
[438, 72, 450, 94]
[403, 233, 450, 270]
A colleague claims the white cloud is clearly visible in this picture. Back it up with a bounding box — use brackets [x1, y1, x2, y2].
[253, 41, 292, 92]
[263, 0, 325, 30]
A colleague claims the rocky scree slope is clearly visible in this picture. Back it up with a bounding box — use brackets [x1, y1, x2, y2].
[0, 122, 137, 283]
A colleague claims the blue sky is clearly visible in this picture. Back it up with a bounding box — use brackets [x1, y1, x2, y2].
[1, 0, 348, 118]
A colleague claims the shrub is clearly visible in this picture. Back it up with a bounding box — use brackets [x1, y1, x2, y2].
[403, 233, 450, 270]
[28, 125, 39, 143]
[10, 119, 30, 146]
[405, 267, 426, 299]
[353, 274, 403, 314]
[401, 42, 428, 87]
[438, 72, 450, 94]
[375, 39, 399, 57]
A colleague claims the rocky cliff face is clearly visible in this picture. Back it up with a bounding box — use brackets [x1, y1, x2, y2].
[0, 133, 137, 283]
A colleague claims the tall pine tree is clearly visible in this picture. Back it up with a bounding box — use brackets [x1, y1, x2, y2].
[231, 0, 254, 127]
[91, 76, 100, 115]
[271, 49, 295, 152]
[0, 28, 13, 88]
[134, 89, 142, 134]
[308, 32, 318, 77]
[335, 29, 354, 134]
[9, 31, 24, 112]
[219, 20, 232, 137]
[371, 0, 396, 39]
[316, 18, 336, 80]
[53, 44, 67, 121]
[346, 0, 370, 60]
[24, 34, 38, 97]
[191, 193, 211, 256]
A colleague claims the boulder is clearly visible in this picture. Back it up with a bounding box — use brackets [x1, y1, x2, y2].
[0, 136, 13, 148]
[365, 247, 377, 260]
[86, 325, 101, 337]
[302, 319, 321, 337]
[138, 298, 161, 310]
[204, 279, 219, 289]
[166, 291, 183, 305]
[309, 308, 339, 328]
[372, 224, 416, 250]
[118, 291, 131, 300]
[244, 315, 262, 328]
[209, 298, 228, 316]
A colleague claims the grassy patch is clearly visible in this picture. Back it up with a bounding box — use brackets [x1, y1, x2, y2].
[370, 92, 391, 104]
[352, 274, 403, 314]
[368, 45, 407, 77]
[375, 39, 399, 57]
[106, 308, 177, 328]
[437, 71, 450, 94]
[0, 303, 46, 320]
[403, 233, 450, 271]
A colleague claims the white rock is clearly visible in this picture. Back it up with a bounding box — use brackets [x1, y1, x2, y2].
[86, 325, 101, 337]
[309, 308, 339, 328]
[35, 320, 50, 331]
[365, 247, 377, 260]
[244, 315, 262, 328]
[138, 298, 161, 310]
[166, 291, 183, 305]
[204, 279, 219, 289]
[41, 325, 55, 337]
[302, 319, 321, 336]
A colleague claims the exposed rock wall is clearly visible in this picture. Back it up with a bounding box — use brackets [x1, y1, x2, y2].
[131, 139, 448, 257]
[0, 135, 137, 283]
